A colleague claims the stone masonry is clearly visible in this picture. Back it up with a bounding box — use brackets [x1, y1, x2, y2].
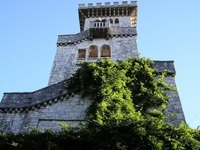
[0, 1, 185, 133]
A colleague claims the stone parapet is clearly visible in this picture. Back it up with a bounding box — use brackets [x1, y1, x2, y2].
[57, 30, 90, 46]
[78, 1, 137, 31]
[0, 81, 66, 109]
[57, 27, 137, 46]
[79, 1, 137, 9]
[110, 27, 137, 36]
[154, 61, 176, 75]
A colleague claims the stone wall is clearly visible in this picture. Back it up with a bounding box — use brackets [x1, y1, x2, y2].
[0, 95, 91, 133]
[0, 61, 185, 133]
[164, 76, 185, 125]
[0, 75, 185, 133]
[48, 36, 138, 85]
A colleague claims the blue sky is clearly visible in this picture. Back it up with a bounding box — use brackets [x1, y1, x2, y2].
[0, 0, 200, 128]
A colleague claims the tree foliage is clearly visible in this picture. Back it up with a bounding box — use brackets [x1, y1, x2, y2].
[65, 57, 200, 149]
[66, 57, 172, 127]
[1, 57, 200, 149]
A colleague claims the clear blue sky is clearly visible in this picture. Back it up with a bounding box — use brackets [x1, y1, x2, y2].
[0, 0, 200, 128]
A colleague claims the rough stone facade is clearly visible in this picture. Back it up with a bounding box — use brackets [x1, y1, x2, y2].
[0, 94, 91, 133]
[0, 1, 185, 133]
[49, 36, 138, 85]
[164, 76, 185, 125]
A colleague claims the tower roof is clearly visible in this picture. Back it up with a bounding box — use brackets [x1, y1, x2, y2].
[78, 1, 137, 31]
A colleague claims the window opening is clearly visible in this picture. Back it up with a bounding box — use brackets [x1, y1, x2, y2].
[101, 44, 111, 58]
[110, 19, 113, 24]
[78, 49, 86, 59]
[89, 45, 98, 58]
[115, 18, 119, 24]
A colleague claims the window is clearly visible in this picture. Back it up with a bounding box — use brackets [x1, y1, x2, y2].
[78, 49, 86, 59]
[115, 18, 119, 24]
[89, 45, 98, 58]
[101, 44, 111, 58]
[110, 19, 113, 24]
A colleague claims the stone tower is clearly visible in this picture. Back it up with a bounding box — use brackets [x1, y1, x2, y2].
[48, 1, 138, 85]
[0, 1, 185, 134]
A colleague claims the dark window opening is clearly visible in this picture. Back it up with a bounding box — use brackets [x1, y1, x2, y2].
[101, 44, 111, 57]
[89, 45, 98, 58]
[110, 19, 113, 24]
[78, 49, 86, 59]
[115, 18, 119, 24]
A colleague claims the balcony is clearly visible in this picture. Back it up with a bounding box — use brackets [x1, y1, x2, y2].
[89, 21, 110, 39]
[90, 21, 110, 28]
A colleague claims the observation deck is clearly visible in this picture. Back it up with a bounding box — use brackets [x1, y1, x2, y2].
[78, 1, 137, 31]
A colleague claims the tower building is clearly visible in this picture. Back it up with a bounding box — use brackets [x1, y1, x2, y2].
[0, 1, 185, 133]
[49, 1, 138, 85]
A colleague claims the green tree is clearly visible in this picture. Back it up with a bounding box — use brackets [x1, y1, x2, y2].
[66, 57, 200, 149]
[66, 57, 171, 126]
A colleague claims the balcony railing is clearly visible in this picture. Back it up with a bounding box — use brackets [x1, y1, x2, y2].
[90, 21, 110, 28]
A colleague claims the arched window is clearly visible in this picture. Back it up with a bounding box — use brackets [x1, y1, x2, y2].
[89, 45, 98, 58]
[115, 18, 119, 24]
[101, 44, 111, 58]
[110, 19, 113, 24]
